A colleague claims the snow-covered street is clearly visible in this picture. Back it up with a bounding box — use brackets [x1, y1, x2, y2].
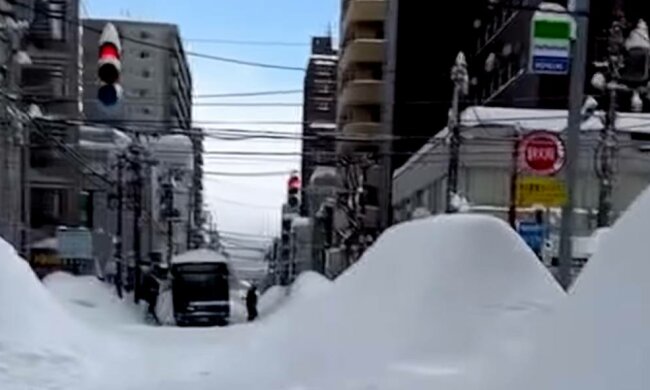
[2, 188, 650, 389]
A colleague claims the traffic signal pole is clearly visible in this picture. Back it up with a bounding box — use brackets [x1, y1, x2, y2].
[558, 0, 590, 290]
[115, 155, 124, 298]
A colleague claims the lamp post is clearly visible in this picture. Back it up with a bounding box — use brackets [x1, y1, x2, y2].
[591, 18, 650, 228]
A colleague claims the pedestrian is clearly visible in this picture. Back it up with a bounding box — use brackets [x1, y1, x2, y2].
[246, 285, 258, 322]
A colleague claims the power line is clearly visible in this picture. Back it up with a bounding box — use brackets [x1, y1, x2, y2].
[194, 89, 303, 99]
[194, 102, 302, 107]
[13, 2, 306, 72]
[184, 38, 308, 47]
[204, 170, 294, 177]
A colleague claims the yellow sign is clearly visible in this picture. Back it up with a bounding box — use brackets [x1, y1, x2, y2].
[516, 176, 567, 207]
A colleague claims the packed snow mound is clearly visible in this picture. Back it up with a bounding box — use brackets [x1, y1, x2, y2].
[495, 186, 650, 390]
[43, 272, 146, 327]
[171, 248, 228, 264]
[237, 215, 564, 388]
[0, 239, 100, 389]
[0, 242, 81, 349]
[288, 271, 332, 300]
[258, 285, 286, 317]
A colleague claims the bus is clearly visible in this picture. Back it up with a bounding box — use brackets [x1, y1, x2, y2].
[171, 249, 231, 326]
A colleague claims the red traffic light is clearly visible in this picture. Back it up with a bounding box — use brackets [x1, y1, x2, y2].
[99, 43, 119, 60]
[288, 176, 301, 190]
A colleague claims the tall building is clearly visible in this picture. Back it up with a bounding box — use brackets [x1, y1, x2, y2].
[14, 0, 85, 248]
[384, 0, 476, 170]
[81, 19, 192, 132]
[81, 19, 203, 258]
[336, 0, 387, 247]
[301, 36, 337, 214]
[466, 0, 650, 112]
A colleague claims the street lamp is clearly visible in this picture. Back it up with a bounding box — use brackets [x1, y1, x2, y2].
[622, 19, 650, 85]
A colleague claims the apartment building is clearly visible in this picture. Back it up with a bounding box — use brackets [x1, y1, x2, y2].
[336, 0, 387, 245]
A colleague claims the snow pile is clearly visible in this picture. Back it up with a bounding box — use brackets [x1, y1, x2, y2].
[0, 239, 100, 389]
[44, 273, 146, 327]
[257, 285, 286, 317]
[236, 215, 564, 389]
[492, 187, 650, 390]
[171, 248, 228, 264]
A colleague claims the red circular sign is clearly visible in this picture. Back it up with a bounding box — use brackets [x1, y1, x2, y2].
[520, 131, 565, 175]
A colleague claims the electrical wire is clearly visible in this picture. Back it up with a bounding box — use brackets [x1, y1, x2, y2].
[13, 2, 306, 72]
[184, 38, 308, 47]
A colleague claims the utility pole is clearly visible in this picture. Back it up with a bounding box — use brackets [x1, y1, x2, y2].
[114, 155, 124, 298]
[508, 129, 522, 228]
[595, 8, 625, 228]
[558, 0, 591, 290]
[446, 52, 469, 213]
[130, 144, 143, 303]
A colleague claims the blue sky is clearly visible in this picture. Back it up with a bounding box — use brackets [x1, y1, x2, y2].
[86, 0, 339, 236]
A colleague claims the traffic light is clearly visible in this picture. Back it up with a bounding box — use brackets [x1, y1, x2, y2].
[97, 23, 122, 107]
[287, 172, 301, 210]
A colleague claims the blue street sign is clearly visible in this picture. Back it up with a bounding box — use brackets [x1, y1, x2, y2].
[517, 222, 546, 256]
[532, 56, 570, 75]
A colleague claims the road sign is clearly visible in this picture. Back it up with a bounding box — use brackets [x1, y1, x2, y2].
[57, 227, 93, 260]
[520, 131, 566, 175]
[517, 221, 546, 256]
[529, 8, 574, 75]
[517, 176, 567, 207]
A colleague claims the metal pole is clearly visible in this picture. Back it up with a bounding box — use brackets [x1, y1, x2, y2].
[446, 52, 468, 213]
[508, 132, 521, 228]
[558, 0, 590, 290]
[597, 87, 616, 227]
[166, 173, 174, 264]
[132, 147, 142, 303]
[446, 83, 461, 213]
[115, 156, 123, 298]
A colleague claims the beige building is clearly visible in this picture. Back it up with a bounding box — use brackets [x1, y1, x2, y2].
[338, 0, 386, 154]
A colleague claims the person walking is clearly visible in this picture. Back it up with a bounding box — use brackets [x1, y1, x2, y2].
[246, 285, 258, 322]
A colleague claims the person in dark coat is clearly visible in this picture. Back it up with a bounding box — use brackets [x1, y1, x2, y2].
[246, 285, 258, 321]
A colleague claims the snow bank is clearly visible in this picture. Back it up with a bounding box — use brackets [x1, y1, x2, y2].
[43, 272, 146, 327]
[233, 215, 564, 389]
[171, 248, 228, 264]
[257, 285, 286, 317]
[0, 239, 101, 389]
[494, 187, 650, 390]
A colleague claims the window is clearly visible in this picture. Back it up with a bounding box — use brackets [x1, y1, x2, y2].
[142, 69, 152, 78]
[142, 107, 152, 115]
[140, 51, 151, 59]
[31, 188, 65, 228]
[140, 30, 152, 39]
[137, 89, 149, 98]
[79, 191, 94, 228]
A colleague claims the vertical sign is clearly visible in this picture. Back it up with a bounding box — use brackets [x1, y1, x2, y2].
[530, 8, 574, 75]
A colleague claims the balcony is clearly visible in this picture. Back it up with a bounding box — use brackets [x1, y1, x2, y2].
[339, 79, 383, 109]
[342, 0, 386, 36]
[337, 122, 383, 155]
[340, 38, 384, 70]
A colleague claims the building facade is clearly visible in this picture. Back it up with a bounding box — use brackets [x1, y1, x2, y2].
[301, 35, 338, 208]
[14, 0, 85, 250]
[81, 19, 192, 132]
[393, 106, 650, 231]
[335, 0, 387, 261]
[81, 19, 203, 262]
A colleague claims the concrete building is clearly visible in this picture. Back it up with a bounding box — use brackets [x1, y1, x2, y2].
[465, 0, 650, 111]
[301, 36, 338, 207]
[81, 19, 203, 261]
[81, 19, 192, 131]
[16, 0, 85, 250]
[392, 106, 650, 233]
[335, 0, 387, 260]
[150, 134, 196, 260]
